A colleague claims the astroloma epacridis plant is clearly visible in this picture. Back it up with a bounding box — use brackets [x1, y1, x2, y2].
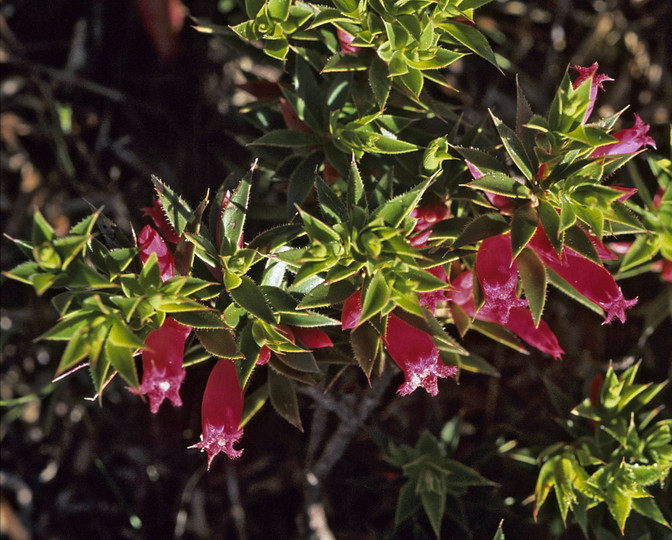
[4, 1, 669, 534]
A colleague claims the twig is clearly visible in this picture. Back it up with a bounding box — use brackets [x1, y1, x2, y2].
[302, 366, 396, 540]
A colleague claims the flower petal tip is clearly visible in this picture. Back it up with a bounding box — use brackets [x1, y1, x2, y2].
[190, 424, 244, 468]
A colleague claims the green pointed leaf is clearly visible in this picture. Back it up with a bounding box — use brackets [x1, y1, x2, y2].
[245, 0, 264, 17]
[108, 319, 144, 349]
[287, 151, 324, 219]
[229, 276, 278, 324]
[564, 225, 601, 265]
[535, 456, 560, 517]
[397, 67, 423, 97]
[268, 367, 303, 430]
[104, 338, 139, 389]
[395, 481, 422, 526]
[195, 328, 242, 358]
[264, 37, 289, 60]
[420, 490, 446, 538]
[3, 261, 40, 285]
[32, 209, 55, 245]
[371, 176, 432, 228]
[538, 199, 561, 254]
[511, 205, 538, 259]
[251, 129, 320, 147]
[151, 175, 193, 236]
[274, 349, 320, 373]
[443, 459, 496, 487]
[89, 347, 112, 397]
[170, 309, 227, 329]
[619, 234, 660, 272]
[298, 209, 342, 244]
[452, 213, 509, 249]
[559, 196, 577, 233]
[248, 224, 304, 253]
[322, 52, 370, 72]
[489, 111, 535, 180]
[105, 247, 138, 277]
[221, 164, 254, 251]
[440, 21, 498, 68]
[631, 496, 671, 528]
[606, 483, 631, 533]
[52, 234, 90, 269]
[67, 260, 115, 289]
[517, 247, 547, 327]
[240, 383, 268, 428]
[367, 135, 419, 154]
[347, 156, 366, 212]
[456, 146, 509, 175]
[360, 272, 390, 324]
[450, 351, 498, 376]
[350, 322, 380, 379]
[297, 279, 358, 309]
[315, 175, 347, 225]
[470, 319, 527, 354]
[39, 311, 94, 341]
[469, 173, 532, 199]
[294, 259, 335, 287]
[369, 56, 391, 109]
[57, 327, 92, 373]
[31, 272, 58, 295]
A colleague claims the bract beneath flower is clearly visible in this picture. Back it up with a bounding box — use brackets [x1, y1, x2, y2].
[384, 314, 457, 396]
[190, 359, 244, 468]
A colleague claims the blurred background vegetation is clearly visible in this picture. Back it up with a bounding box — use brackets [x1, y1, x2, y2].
[1, 1, 670, 538]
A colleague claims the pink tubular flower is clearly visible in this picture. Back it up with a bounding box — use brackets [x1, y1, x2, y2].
[410, 201, 450, 247]
[528, 225, 637, 323]
[190, 359, 244, 468]
[138, 224, 175, 281]
[590, 115, 656, 158]
[143, 198, 179, 243]
[341, 290, 363, 330]
[384, 314, 457, 396]
[572, 63, 612, 123]
[448, 270, 563, 359]
[291, 326, 334, 349]
[658, 260, 672, 282]
[475, 234, 527, 324]
[337, 28, 362, 55]
[134, 317, 191, 413]
[257, 346, 272, 365]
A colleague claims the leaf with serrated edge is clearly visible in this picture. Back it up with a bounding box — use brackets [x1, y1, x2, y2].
[151, 175, 193, 236]
[517, 247, 546, 326]
[196, 328, 242, 358]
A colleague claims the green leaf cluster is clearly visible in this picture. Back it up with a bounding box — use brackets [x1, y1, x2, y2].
[381, 417, 495, 537]
[535, 362, 671, 536]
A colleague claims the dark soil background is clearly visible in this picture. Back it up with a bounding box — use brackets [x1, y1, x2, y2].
[1, 1, 670, 539]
